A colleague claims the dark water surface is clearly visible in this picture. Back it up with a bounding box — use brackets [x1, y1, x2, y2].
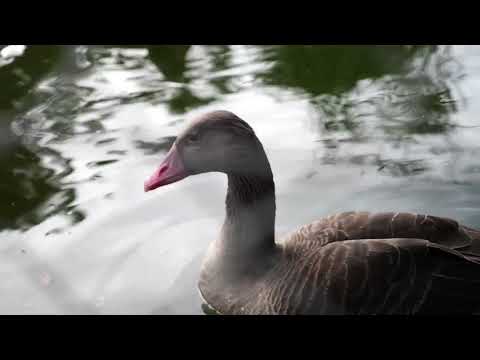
[0, 45, 479, 314]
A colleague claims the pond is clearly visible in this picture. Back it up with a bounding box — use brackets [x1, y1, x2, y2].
[0, 45, 479, 314]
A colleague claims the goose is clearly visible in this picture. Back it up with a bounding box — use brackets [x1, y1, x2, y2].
[144, 110, 480, 315]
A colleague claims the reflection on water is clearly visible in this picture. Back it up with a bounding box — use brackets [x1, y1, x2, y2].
[1, 45, 480, 314]
[256, 45, 466, 177]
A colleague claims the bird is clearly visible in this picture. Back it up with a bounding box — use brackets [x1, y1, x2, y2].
[144, 110, 480, 315]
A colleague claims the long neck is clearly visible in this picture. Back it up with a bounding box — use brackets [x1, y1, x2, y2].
[199, 138, 277, 305]
[221, 153, 276, 262]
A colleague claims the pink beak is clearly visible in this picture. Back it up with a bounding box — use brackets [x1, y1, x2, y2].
[144, 144, 188, 192]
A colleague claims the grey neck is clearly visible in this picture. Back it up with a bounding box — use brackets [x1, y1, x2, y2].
[221, 167, 276, 264]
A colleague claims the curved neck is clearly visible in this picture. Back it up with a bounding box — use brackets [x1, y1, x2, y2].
[199, 138, 277, 305]
[221, 161, 276, 261]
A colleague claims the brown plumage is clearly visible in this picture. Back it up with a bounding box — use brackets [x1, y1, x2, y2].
[144, 110, 480, 315]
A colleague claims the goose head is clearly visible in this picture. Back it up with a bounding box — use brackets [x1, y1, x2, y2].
[144, 110, 268, 192]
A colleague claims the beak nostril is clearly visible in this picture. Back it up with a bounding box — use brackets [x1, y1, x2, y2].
[158, 165, 169, 176]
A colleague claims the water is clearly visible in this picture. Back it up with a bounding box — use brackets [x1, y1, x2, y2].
[0, 45, 479, 314]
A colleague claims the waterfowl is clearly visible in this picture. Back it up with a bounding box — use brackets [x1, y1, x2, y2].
[144, 110, 480, 315]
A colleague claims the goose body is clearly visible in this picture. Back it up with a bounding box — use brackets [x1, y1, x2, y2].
[145, 110, 480, 315]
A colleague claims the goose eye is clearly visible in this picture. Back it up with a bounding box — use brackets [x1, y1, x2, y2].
[186, 133, 199, 144]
